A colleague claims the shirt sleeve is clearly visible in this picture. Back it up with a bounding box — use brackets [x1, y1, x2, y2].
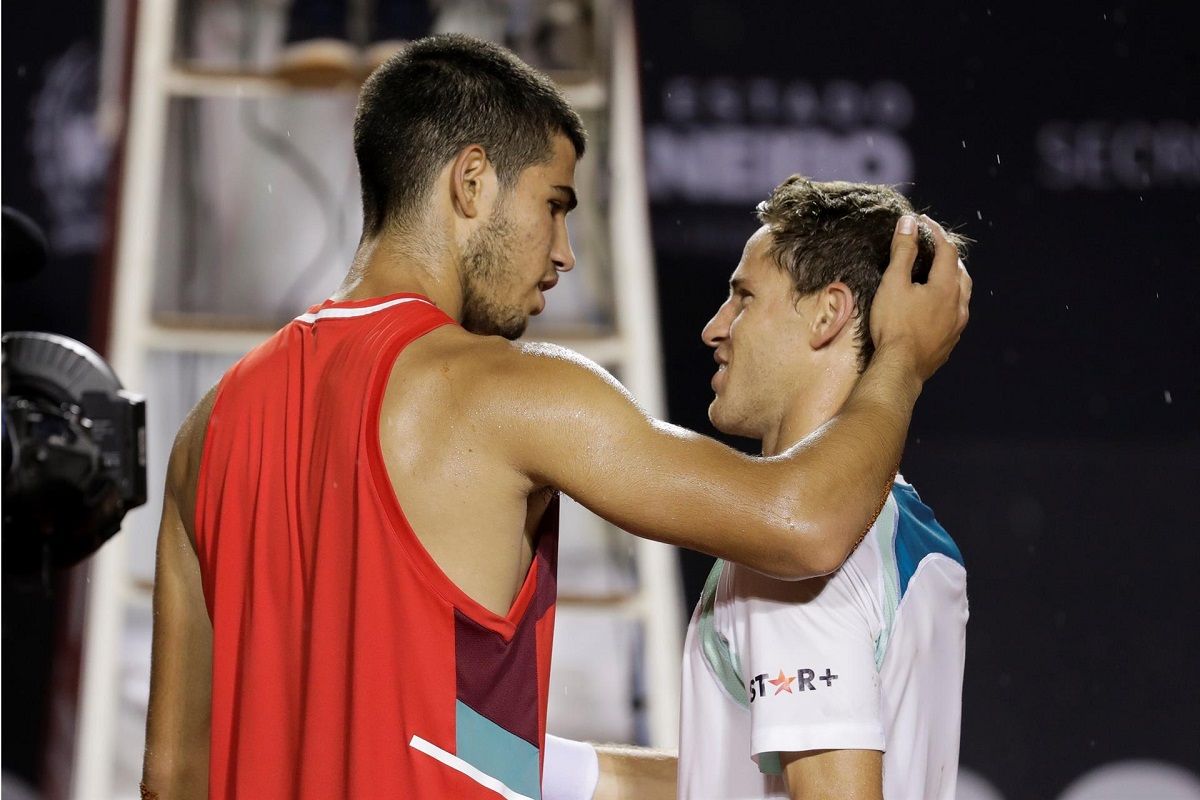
[729, 562, 885, 773]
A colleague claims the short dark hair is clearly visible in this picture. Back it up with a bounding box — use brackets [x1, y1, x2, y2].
[755, 176, 968, 370]
[353, 34, 587, 236]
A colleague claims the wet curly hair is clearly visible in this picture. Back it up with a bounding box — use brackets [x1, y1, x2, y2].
[756, 175, 968, 370]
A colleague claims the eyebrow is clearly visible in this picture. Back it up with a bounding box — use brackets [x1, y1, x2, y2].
[552, 185, 578, 211]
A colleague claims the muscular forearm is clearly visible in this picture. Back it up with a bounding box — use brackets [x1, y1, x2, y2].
[773, 345, 922, 576]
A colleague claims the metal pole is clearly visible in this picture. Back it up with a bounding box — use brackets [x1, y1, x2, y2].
[608, 0, 684, 750]
[73, 0, 178, 795]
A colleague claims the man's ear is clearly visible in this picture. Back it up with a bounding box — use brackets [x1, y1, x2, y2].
[449, 144, 491, 219]
[809, 282, 856, 350]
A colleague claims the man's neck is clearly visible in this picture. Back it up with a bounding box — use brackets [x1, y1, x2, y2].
[333, 233, 464, 320]
[760, 369, 858, 457]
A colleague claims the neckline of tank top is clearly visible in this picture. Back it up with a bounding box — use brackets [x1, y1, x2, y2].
[294, 293, 436, 324]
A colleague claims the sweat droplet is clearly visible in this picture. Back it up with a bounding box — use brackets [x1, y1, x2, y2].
[976, 210, 983, 220]
[1164, 390, 1173, 404]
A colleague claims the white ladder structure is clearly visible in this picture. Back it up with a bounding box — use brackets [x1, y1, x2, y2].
[74, 1, 682, 796]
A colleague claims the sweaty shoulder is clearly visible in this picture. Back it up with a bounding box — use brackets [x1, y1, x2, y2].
[386, 326, 638, 492]
[398, 324, 628, 413]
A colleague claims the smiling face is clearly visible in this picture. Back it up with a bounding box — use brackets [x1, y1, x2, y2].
[701, 225, 816, 440]
[459, 134, 578, 339]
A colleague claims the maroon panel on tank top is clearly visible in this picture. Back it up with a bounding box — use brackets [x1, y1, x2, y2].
[454, 496, 559, 746]
[531, 495, 559, 619]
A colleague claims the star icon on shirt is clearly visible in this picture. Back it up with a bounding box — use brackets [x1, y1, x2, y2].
[768, 670, 796, 695]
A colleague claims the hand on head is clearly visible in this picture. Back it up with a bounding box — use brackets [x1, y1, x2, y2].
[869, 214, 972, 382]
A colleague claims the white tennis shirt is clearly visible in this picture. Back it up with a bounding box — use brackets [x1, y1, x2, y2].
[678, 478, 968, 799]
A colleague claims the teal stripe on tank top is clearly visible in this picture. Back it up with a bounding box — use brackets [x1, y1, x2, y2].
[455, 700, 542, 799]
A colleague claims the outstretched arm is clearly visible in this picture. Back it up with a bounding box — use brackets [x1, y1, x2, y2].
[491, 216, 969, 579]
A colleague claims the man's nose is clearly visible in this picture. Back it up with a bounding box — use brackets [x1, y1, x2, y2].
[702, 303, 730, 347]
[552, 227, 575, 272]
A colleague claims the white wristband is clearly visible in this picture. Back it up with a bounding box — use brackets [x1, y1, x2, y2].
[542, 734, 600, 800]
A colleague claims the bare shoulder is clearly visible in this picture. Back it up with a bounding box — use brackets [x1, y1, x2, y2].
[508, 340, 628, 391]
[400, 325, 628, 411]
[496, 339, 626, 395]
[383, 328, 640, 493]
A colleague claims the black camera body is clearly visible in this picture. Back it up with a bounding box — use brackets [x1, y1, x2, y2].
[3, 332, 147, 573]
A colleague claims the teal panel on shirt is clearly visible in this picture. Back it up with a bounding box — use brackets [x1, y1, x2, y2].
[893, 483, 964, 598]
[757, 751, 783, 776]
[698, 559, 751, 710]
[875, 482, 964, 667]
[456, 700, 542, 799]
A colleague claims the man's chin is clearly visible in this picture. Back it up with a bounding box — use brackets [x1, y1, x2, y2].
[498, 312, 528, 340]
[470, 323, 526, 340]
[462, 310, 527, 340]
[708, 399, 756, 439]
[708, 400, 734, 435]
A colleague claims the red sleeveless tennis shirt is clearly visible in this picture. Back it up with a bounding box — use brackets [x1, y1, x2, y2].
[195, 294, 560, 799]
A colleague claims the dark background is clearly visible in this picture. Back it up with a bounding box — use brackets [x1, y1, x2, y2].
[3, 1, 110, 793]
[637, 2, 1199, 798]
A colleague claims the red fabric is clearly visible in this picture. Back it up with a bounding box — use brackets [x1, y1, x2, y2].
[194, 294, 556, 798]
[535, 608, 557, 776]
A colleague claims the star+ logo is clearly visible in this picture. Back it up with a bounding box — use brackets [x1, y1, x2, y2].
[749, 667, 839, 702]
[768, 670, 795, 695]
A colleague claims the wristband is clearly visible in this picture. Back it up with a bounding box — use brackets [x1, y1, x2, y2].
[542, 734, 600, 800]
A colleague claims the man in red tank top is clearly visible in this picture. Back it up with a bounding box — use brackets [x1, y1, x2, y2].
[143, 35, 971, 800]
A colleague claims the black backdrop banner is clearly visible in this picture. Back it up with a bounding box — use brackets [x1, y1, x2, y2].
[635, 2, 1199, 799]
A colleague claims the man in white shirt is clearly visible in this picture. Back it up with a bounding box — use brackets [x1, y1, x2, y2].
[543, 176, 969, 800]
[678, 176, 969, 800]
[676, 176, 969, 800]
